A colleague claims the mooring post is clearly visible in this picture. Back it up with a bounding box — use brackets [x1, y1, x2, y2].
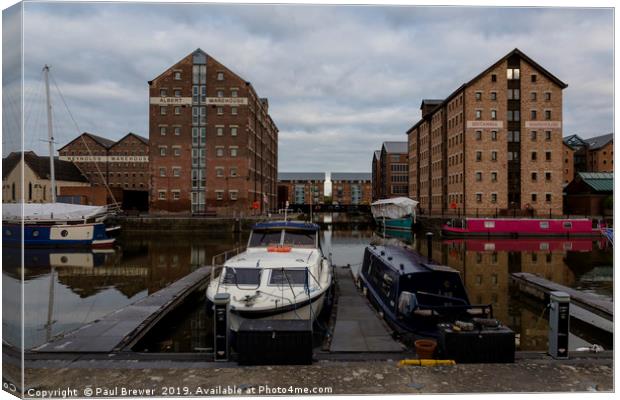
[213, 293, 231, 361]
[426, 232, 433, 262]
[548, 291, 570, 359]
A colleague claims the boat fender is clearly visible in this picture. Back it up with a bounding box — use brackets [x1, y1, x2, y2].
[398, 359, 456, 367]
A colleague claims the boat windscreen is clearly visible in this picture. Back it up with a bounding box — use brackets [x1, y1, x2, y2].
[222, 268, 262, 285]
[282, 230, 316, 247]
[269, 269, 308, 286]
[248, 230, 282, 247]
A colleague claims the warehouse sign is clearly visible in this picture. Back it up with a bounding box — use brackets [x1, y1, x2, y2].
[206, 97, 248, 106]
[60, 156, 149, 163]
[149, 97, 192, 105]
[466, 121, 504, 129]
[525, 121, 562, 129]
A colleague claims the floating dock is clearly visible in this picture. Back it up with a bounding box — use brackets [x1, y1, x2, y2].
[511, 272, 613, 333]
[33, 267, 212, 353]
[329, 266, 404, 353]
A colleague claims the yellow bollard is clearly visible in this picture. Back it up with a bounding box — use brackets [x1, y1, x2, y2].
[398, 359, 456, 367]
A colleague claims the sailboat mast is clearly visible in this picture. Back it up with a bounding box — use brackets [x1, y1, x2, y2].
[43, 65, 56, 203]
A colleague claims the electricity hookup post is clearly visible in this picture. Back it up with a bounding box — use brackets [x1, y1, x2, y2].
[426, 232, 433, 262]
[213, 293, 230, 362]
[548, 291, 570, 359]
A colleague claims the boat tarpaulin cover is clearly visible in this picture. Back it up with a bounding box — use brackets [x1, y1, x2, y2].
[3, 202, 108, 222]
[371, 197, 418, 219]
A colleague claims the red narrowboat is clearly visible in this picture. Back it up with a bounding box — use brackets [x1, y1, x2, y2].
[442, 218, 604, 238]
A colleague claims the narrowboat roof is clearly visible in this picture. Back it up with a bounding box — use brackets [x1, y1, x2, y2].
[366, 245, 457, 275]
[252, 221, 320, 231]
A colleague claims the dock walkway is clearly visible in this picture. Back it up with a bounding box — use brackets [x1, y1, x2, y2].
[34, 267, 211, 353]
[512, 272, 614, 321]
[329, 266, 404, 353]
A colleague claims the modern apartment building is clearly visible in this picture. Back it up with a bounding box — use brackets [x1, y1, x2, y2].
[331, 172, 372, 205]
[277, 172, 325, 207]
[148, 48, 278, 215]
[407, 48, 567, 216]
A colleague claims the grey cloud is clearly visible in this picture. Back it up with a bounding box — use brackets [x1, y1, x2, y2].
[9, 3, 614, 172]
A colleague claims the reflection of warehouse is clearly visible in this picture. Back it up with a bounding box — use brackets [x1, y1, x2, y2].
[58, 132, 150, 211]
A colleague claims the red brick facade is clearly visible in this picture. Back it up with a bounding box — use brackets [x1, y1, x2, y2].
[407, 49, 567, 216]
[331, 173, 372, 206]
[148, 49, 278, 215]
[58, 132, 150, 206]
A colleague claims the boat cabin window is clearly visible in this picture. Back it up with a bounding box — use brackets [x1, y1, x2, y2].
[282, 230, 316, 247]
[248, 230, 282, 247]
[563, 222, 572, 229]
[540, 221, 549, 229]
[221, 268, 262, 285]
[484, 221, 495, 228]
[269, 269, 308, 286]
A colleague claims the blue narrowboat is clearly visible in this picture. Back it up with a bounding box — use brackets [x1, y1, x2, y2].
[3, 203, 116, 248]
[358, 245, 492, 338]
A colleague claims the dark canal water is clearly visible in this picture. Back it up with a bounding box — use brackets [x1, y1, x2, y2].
[2, 220, 613, 352]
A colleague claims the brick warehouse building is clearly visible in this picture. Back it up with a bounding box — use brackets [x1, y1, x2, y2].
[277, 172, 325, 207]
[371, 150, 381, 201]
[148, 49, 278, 215]
[331, 172, 372, 206]
[376, 141, 408, 199]
[58, 132, 150, 210]
[407, 48, 567, 216]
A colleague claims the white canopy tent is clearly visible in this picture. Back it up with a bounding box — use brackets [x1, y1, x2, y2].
[371, 197, 419, 220]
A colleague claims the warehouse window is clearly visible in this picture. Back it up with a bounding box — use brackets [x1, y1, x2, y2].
[174, 89, 181, 97]
[160, 106, 167, 116]
[160, 126, 167, 136]
[174, 71, 181, 80]
[490, 110, 497, 120]
[231, 107, 238, 115]
[531, 110, 537, 120]
[530, 92, 537, 101]
[545, 110, 552, 120]
[158, 190, 166, 200]
[231, 126, 238, 136]
[475, 91, 482, 101]
[159, 167, 166, 177]
[544, 92, 551, 101]
[475, 110, 481, 120]
[217, 72, 224, 81]
[160, 88, 167, 97]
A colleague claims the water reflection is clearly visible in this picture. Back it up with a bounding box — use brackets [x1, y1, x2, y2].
[3, 232, 246, 349]
[3, 225, 612, 352]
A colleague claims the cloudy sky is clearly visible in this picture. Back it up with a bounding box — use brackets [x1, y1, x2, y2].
[3, 3, 614, 172]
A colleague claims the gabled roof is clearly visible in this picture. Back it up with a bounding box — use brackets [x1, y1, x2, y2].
[2, 151, 88, 182]
[584, 133, 614, 150]
[331, 172, 371, 181]
[407, 48, 568, 134]
[566, 172, 613, 193]
[373, 150, 381, 161]
[278, 172, 325, 181]
[563, 134, 589, 149]
[58, 132, 115, 151]
[111, 132, 149, 147]
[382, 141, 408, 154]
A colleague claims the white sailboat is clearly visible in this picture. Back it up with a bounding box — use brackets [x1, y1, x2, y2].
[2, 65, 117, 248]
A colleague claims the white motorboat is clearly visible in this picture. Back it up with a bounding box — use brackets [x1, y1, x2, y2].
[206, 221, 333, 331]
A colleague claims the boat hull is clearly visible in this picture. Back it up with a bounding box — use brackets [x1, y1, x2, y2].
[442, 218, 603, 237]
[226, 291, 326, 332]
[2, 222, 115, 248]
[376, 217, 413, 231]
